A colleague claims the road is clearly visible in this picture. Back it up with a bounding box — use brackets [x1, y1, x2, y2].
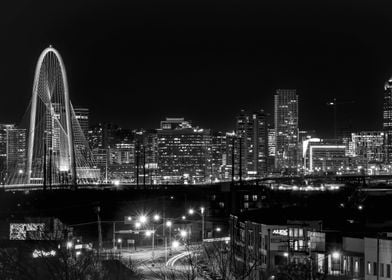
[120, 245, 203, 279]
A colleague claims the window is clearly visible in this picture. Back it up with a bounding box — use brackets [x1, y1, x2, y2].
[367, 262, 371, 275]
[387, 264, 391, 278]
[373, 262, 378, 276]
[380, 263, 384, 277]
[244, 202, 249, 209]
[252, 195, 257, 201]
[244, 195, 249, 201]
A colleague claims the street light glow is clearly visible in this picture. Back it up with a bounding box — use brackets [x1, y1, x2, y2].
[332, 251, 340, 260]
[145, 230, 152, 237]
[172, 240, 180, 248]
[182, 216, 186, 220]
[127, 216, 132, 221]
[139, 215, 148, 224]
[200, 207, 205, 214]
[180, 230, 187, 238]
[118, 238, 122, 243]
[188, 209, 194, 215]
[216, 227, 221, 232]
[135, 222, 141, 228]
[153, 214, 160, 221]
[166, 220, 172, 227]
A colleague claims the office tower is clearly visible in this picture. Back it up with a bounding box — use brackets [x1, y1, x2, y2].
[384, 77, 392, 163]
[6, 128, 27, 173]
[157, 118, 211, 184]
[211, 131, 227, 181]
[134, 129, 158, 185]
[0, 124, 15, 181]
[236, 110, 268, 179]
[267, 127, 276, 173]
[73, 107, 89, 139]
[274, 89, 299, 173]
[350, 131, 384, 165]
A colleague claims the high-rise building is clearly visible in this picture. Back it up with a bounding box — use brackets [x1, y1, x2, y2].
[157, 118, 211, 184]
[0, 124, 15, 181]
[73, 107, 89, 139]
[267, 127, 276, 173]
[6, 128, 27, 173]
[383, 77, 392, 163]
[211, 131, 227, 181]
[134, 129, 158, 185]
[236, 110, 268, 179]
[224, 132, 240, 181]
[274, 89, 299, 173]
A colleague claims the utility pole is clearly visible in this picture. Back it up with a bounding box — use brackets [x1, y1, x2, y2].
[377, 233, 380, 280]
[96, 206, 103, 255]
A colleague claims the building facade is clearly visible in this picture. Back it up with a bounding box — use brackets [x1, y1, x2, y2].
[236, 110, 268, 179]
[230, 215, 325, 279]
[157, 118, 211, 184]
[383, 76, 392, 163]
[274, 89, 299, 173]
[349, 131, 384, 165]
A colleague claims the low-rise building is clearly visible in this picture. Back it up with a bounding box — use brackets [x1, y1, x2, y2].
[229, 215, 326, 279]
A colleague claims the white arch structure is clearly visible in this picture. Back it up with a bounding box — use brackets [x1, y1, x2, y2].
[26, 46, 76, 185]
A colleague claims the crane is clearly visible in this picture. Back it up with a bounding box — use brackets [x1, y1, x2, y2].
[326, 98, 355, 139]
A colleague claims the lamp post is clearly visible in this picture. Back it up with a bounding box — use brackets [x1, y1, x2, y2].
[118, 238, 122, 251]
[188, 206, 205, 242]
[166, 220, 172, 260]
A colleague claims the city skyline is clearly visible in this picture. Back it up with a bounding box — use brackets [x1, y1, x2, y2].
[1, 1, 392, 136]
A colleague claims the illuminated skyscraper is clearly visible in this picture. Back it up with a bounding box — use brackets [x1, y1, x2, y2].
[6, 128, 27, 173]
[383, 77, 392, 163]
[157, 118, 211, 184]
[236, 110, 268, 179]
[274, 89, 299, 172]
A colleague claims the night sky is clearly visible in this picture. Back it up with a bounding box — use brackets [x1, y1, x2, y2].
[1, 0, 392, 137]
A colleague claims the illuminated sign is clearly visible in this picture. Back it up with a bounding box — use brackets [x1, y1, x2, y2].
[32, 249, 56, 258]
[272, 229, 288, 236]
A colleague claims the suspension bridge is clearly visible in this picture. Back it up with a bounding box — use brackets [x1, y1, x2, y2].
[5, 46, 100, 189]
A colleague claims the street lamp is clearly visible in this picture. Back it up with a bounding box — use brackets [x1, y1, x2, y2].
[187, 207, 205, 241]
[139, 215, 148, 224]
[172, 240, 180, 248]
[166, 220, 173, 258]
[118, 238, 122, 250]
[180, 230, 187, 238]
[145, 230, 155, 264]
[182, 216, 186, 220]
[153, 214, 160, 221]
